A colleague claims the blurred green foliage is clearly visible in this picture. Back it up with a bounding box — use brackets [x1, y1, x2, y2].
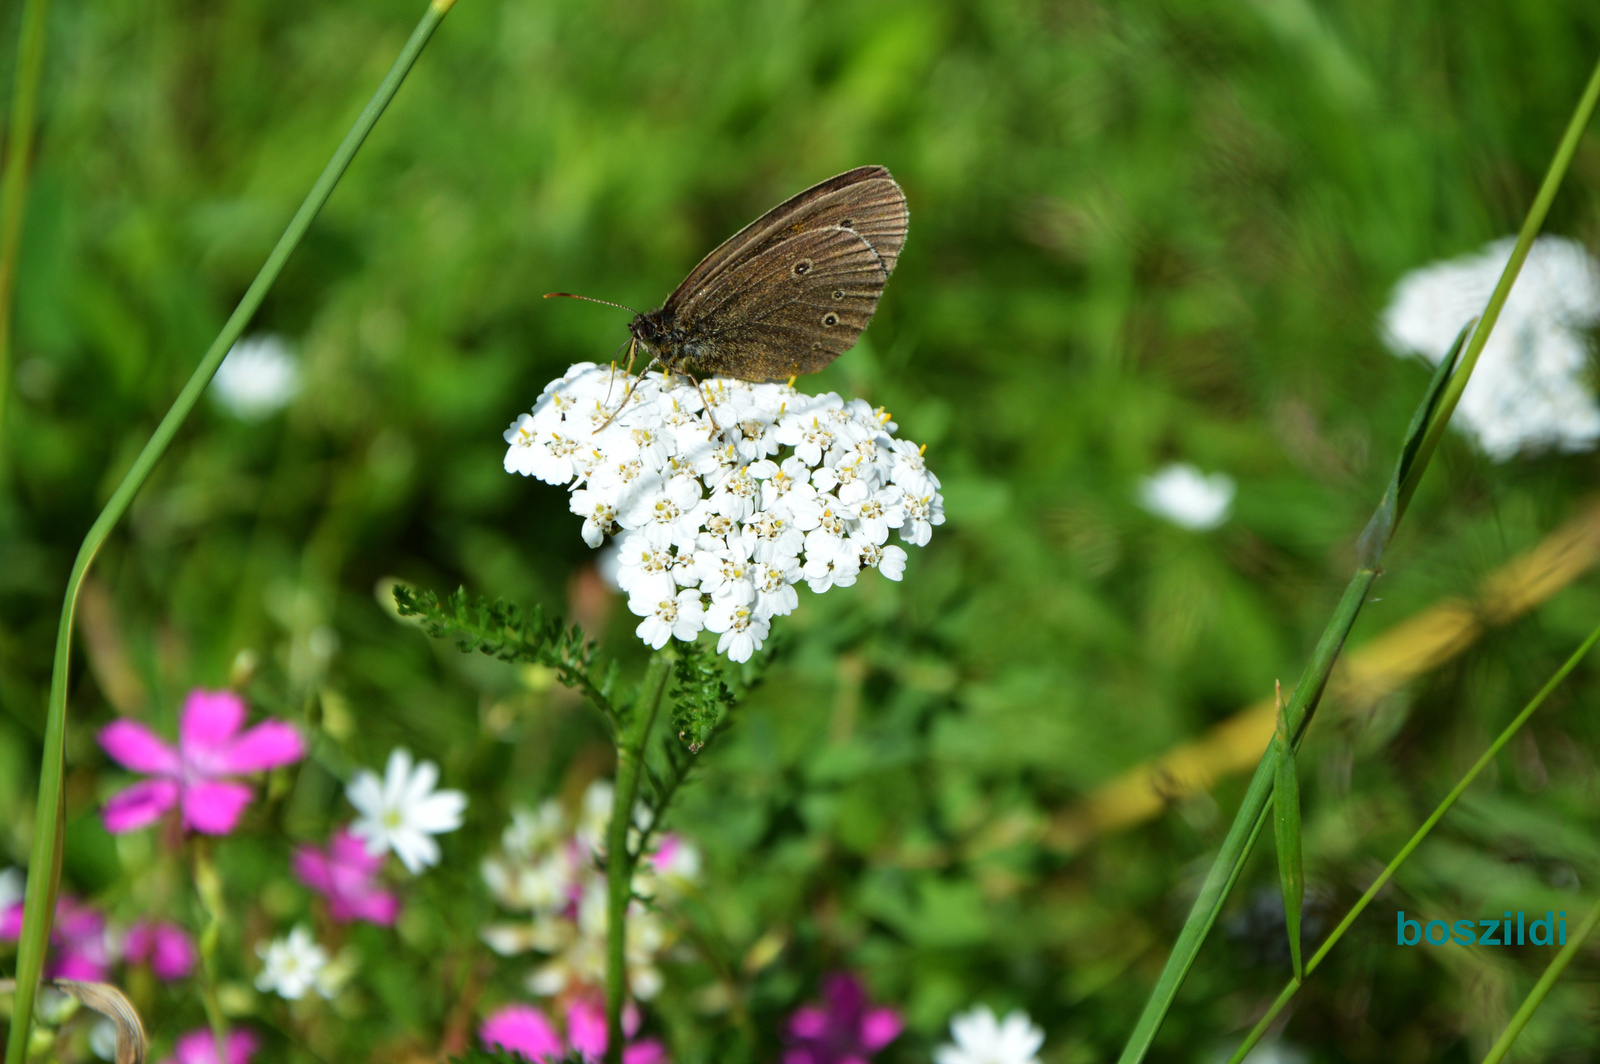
[4, 1, 1600, 1061]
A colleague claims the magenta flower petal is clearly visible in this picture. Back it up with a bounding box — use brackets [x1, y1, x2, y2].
[789, 1006, 829, 1040]
[1, 904, 20, 938]
[566, 998, 607, 1059]
[151, 924, 198, 979]
[166, 1028, 260, 1064]
[180, 780, 254, 835]
[98, 721, 181, 775]
[212, 720, 304, 774]
[860, 1008, 902, 1052]
[178, 690, 247, 763]
[292, 846, 331, 889]
[481, 1004, 564, 1061]
[329, 827, 385, 874]
[103, 779, 181, 833]
[623, 1040, 668, 1064]
[50, 953, 108, 981]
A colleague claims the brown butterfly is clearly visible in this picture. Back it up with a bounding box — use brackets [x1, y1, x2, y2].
[549, 166, 908, 422]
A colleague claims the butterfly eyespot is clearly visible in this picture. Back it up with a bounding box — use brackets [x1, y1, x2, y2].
[832, 289, 845, 300]
[822, 312, 840, 328]
[792, 259, 813, 277]
[839, 218, 854, 229]
[812, 342, 823, 350]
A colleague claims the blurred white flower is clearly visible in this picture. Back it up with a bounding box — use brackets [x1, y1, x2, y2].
[935, 1005, 1045, 1064]
[347, 748, 468, 874]
[1138, 462, 1235, 531]
[211, 334, 300, 420]
[0, 867, 21, 913]
[1381, 235, 1600, 460]
[503, 363, 944, 661]
[87, 1016, 118, 1061]
[480, 779, 695, 1002]
[255, 926, 332, 1000]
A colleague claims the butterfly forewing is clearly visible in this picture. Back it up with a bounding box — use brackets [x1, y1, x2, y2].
[666, 166, 908, 315]
[682, 226, 888, 380]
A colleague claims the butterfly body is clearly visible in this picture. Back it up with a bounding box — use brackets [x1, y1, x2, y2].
[622, 166, 909, 383]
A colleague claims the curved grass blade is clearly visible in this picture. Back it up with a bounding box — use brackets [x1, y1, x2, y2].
[3, 4, 458, 1061]
[1117, 52, 1600, 1064]
[1272, 682, 1304, 984]
[1225, 619, 1600, 1064]
[1480, 895, 1600, 1064]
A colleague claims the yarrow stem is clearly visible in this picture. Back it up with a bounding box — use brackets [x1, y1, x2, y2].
[504, 363, 944, 662]
[3, 5, 455, 1060]
[606, 649, 676, 1064]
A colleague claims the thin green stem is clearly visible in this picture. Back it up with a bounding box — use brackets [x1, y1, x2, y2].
[3, 5, 456, 1060]
[1398, 54, 1600, 517]
[1480, 894, 1600, 1064]
[1226, 619, 1600, 1064]
[190, 840, 231, 1064]
[606, 649, 676, 1064]
[0, 0, 52, 476]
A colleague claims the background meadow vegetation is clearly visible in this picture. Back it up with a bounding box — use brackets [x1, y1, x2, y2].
[4, 0, 1600, 1061]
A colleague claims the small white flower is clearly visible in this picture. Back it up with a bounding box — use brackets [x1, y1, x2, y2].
[348, 748, 468, 874]
[211, 334, 300, 420]
[1382, 235, 1600, 460]
[1138, 462, 1235, 531]
[704, 601, 771, 663]
[569, 488, 618, 548]
[935, 1005, 1045, 1064]
[630, 588, 707, 649]
[255, 926, 332, 1000]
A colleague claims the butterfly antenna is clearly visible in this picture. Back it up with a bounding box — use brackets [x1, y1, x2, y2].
[544, 292, 641, 315]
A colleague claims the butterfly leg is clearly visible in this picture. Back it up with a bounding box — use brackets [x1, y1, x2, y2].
[593, 354, 660, 434]
[683, 371, 723, 437]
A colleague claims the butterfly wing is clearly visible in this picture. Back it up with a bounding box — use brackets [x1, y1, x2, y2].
[678, 226, 889, 381]
[665, 166, 907, 315]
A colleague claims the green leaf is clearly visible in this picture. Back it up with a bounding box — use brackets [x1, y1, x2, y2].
[392, 584, 615, 723]
[1272, 681, 1304, 984]
[1355, 320, 1467, 568]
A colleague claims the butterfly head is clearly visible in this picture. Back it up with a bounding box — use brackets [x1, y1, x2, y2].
[628, 308, 688, 369]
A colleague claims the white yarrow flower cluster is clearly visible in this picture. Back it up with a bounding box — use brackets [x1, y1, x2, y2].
[347, 748, 468, 875]
[480, 779, 698, 1001]
[1381, 235, 1600, 460]
[504, 364, 944, 661]
[936, 1005, 1046, 1064]
[1138, 462, 1235, 531]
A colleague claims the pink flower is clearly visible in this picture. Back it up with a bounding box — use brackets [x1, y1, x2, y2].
[293, 827, 400, 925]
[0, 895, 112, 981]
[98, 689, 305, 835]
[123, 920, 197, 980]
[785, 974, 902, 1064]
[480, 997, 666, 1064]
[161, 1028, 260, 1064]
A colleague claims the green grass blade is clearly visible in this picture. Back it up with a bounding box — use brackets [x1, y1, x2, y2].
[1225, 618, 1600, 1064]
[1117, 52, 1600, 1064]
[2, 4, 457, 1060]
[1400, 54, 1600, 512]
[1357, 321, 1468, 568]
[1272, 683, 1304, 984]
[0, 0, 53, 477]
[1480, 895, 1600, 1064]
